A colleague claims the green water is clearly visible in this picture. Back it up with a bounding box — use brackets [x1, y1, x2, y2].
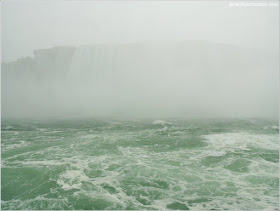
[1, 118, 279, 210]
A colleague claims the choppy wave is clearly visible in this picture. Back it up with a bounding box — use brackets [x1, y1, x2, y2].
[1, 119, 279, 210]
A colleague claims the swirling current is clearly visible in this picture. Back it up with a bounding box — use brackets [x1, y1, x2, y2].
[1, 118, 279, 210]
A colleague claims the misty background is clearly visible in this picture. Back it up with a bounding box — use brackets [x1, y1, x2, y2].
[1, 0, 279, 119]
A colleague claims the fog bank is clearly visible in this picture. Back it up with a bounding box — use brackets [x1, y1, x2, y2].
[2, 41, 278, 119]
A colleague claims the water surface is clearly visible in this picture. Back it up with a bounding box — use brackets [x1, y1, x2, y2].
[1, 118, 279, 210]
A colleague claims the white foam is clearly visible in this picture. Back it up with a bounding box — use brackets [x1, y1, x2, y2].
[2, 140, 27, 151]
[44, 130, 62, 134]
[57, 170, 89, 190]
[157, 126, 168, 132]
[203, 132, 279, 151]
[153, 120, 170, 125]
[37, 128, 48, 132]
[4, 125, 14, 129]
[203, 150, 227, 157]
[18, 160, 64, 166]
[263, 125, 279, 130]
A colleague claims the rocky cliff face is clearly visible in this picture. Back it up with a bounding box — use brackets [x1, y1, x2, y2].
[1, 41, 278, 118]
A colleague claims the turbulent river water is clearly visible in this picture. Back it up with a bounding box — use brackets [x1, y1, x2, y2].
[1, 118, 279, 210]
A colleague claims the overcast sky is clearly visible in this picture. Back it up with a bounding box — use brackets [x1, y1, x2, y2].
[1, 0, 279, 62]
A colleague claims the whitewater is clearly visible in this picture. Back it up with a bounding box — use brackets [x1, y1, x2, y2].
[1, 118, 279, 210]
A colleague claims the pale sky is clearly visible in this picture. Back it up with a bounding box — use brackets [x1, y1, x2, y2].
[1, 0, 279, 62]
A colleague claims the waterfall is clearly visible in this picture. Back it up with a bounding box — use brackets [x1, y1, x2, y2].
[1, 41, 278, 118]
[68, 45, 115, 82]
